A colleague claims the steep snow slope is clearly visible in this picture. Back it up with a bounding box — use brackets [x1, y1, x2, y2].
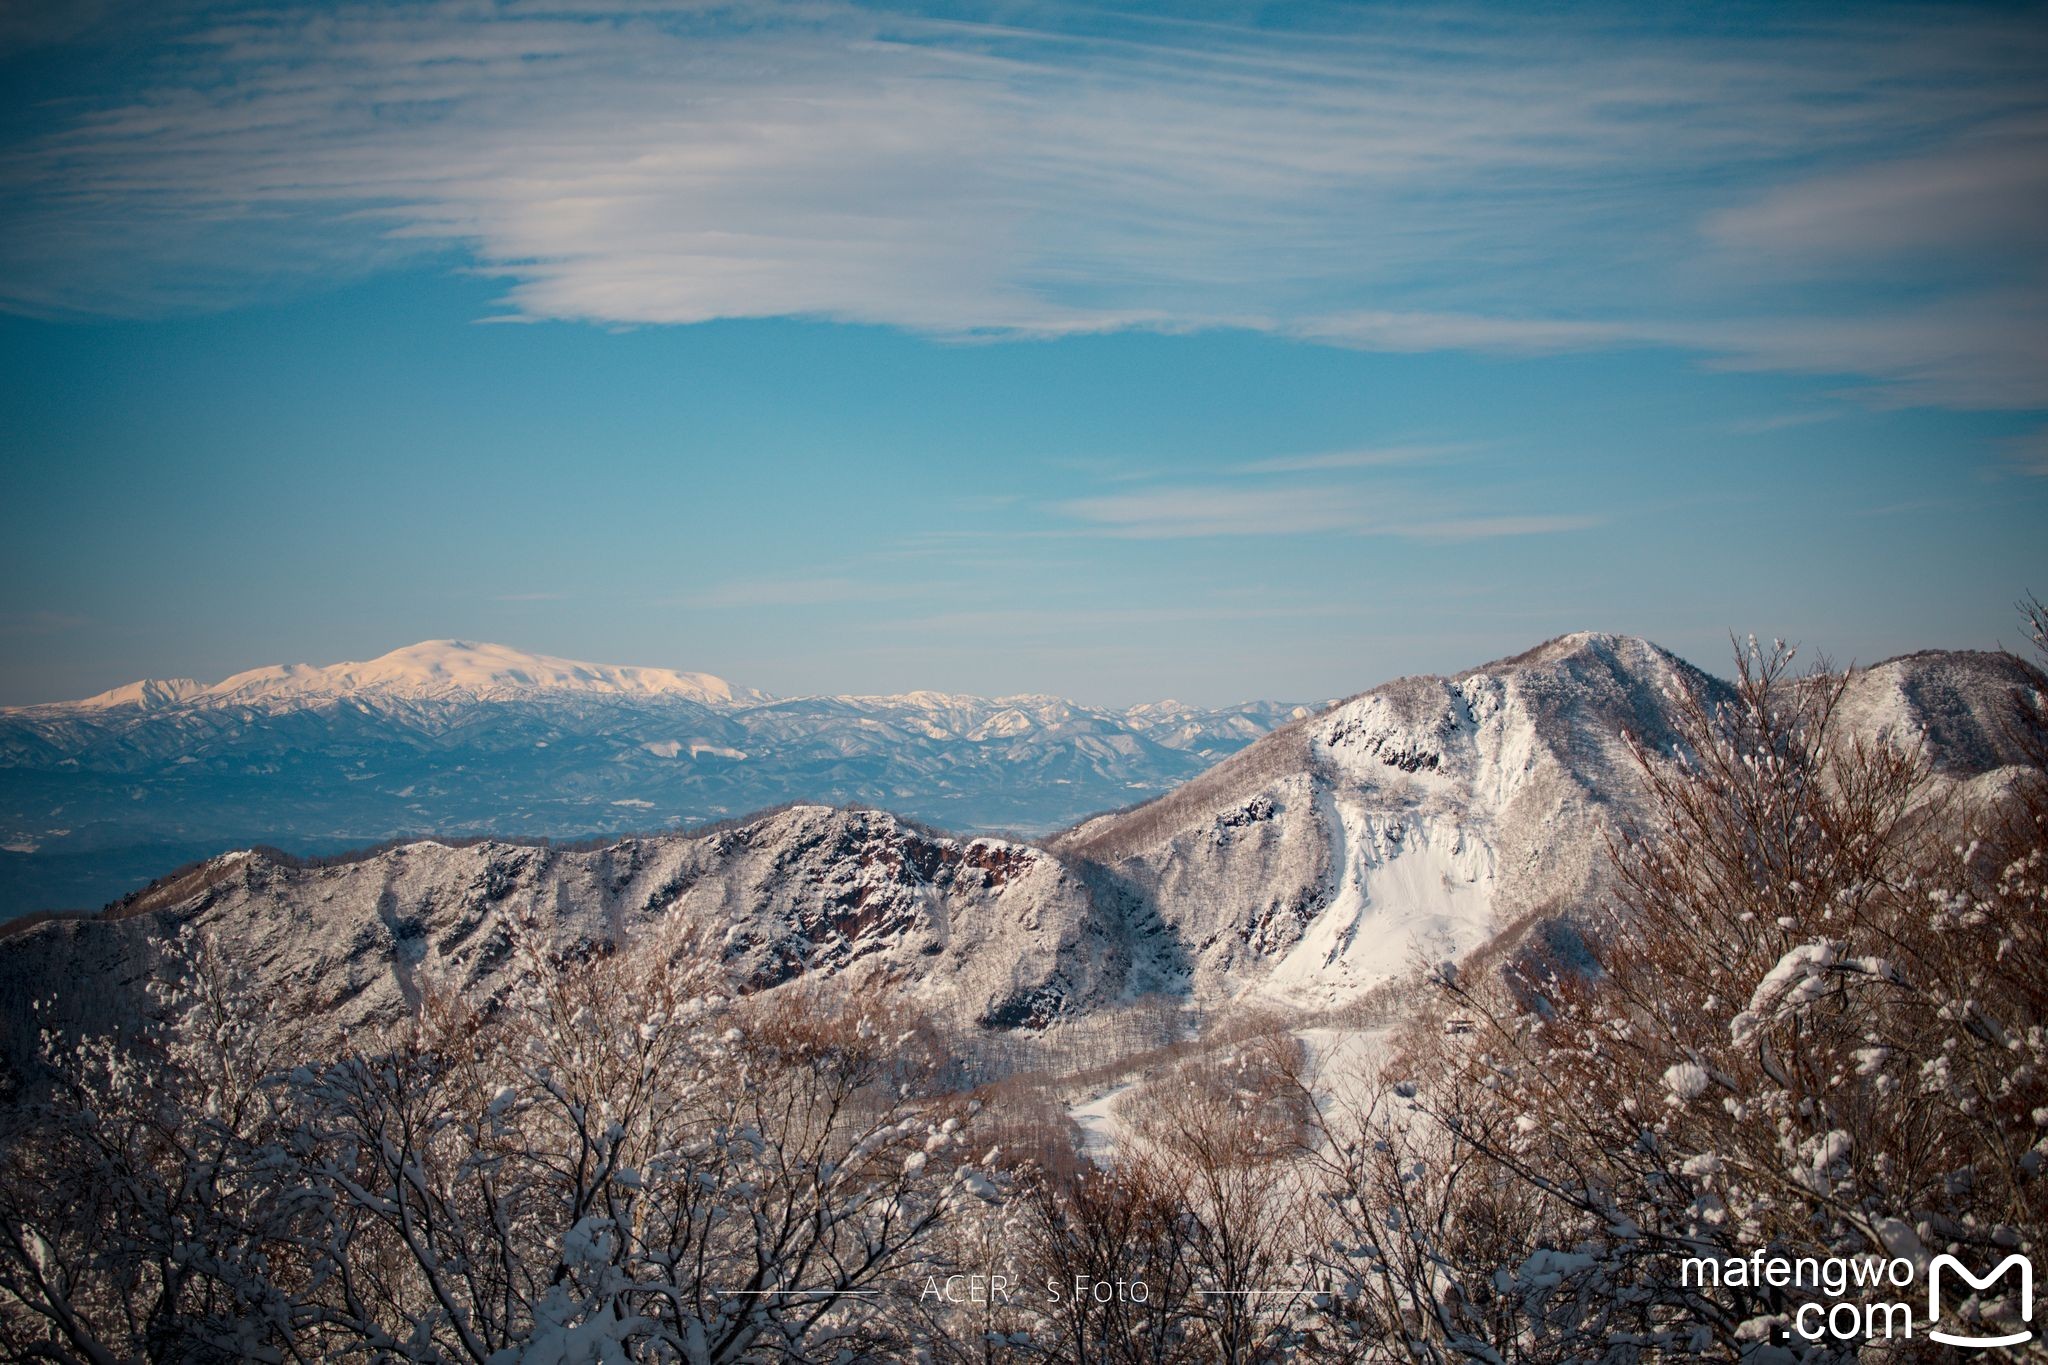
[1264, 801, 1496, 1003]
[0, 806, 1118, 1087]
[1057, 634, 2042, 1006]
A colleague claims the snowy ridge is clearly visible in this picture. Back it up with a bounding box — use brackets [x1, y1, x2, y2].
[153, 640, 757, 708]
[0, 805, 1117, 1082]
[68, 678, 208, 711]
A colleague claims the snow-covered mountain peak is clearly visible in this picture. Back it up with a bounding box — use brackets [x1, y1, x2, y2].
[193, 640, 761, 708]
[66, 677, 208, 711]
[1310, 633, 1656, 775]
[1836, 648, 2046, 776]
[1471, 629, 1684, 678]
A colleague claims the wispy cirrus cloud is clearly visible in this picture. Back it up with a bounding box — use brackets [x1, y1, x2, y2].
[2008, 426, 2048, 477]
[2, 2, 2044, 407]
[1054, 483, 1598, 541]
[685, 576, 927, 609]
[1705, 125, 2048, 265]
[1282, 312, 1633, 357]
[1057, 486, 1368, 538]
[1724, 410, 1847, 436]
[1402, 514, 1603, 541]
[876, 601, 1357, 637]
[1232, 444, 1468, 475]
[1293, 300, 2048, 410]
[0, 610, 92, 636]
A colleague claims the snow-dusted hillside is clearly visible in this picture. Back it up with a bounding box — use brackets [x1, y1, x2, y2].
[0, 641, 1310, 918]
[0, 806, 1121, 1085]
[1, 634, 2038, 1081]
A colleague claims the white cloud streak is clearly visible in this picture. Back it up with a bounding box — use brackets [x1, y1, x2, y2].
[1724, 410, 1846, 436]
[2008, 426, 2048, 477]
[1054, 483, 1598, 540]
[2, 1, 2044, 407]
[686, 576, 900, 609]
[1058, 485, 1369, 538]
[1232, 444, 1467, 474]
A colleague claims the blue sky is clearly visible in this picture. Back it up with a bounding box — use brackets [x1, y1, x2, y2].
[1, 0, 2044, 706]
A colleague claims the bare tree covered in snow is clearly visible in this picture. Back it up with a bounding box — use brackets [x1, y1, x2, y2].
[0, 916, 983, 1362]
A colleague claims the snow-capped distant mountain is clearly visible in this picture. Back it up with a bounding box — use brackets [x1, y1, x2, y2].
[21, 641, 760, 711]
[193, 640, 764, 708]
[3, 633, 2036, 1079]
[0, 642, 1312, 918]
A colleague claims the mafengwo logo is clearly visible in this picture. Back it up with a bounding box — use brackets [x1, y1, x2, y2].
[1928, 1253, 2034, 1350]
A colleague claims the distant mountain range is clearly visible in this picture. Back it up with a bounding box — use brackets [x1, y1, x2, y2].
[0, 641, 1312, 918]
[4, 632, 2038, 1081]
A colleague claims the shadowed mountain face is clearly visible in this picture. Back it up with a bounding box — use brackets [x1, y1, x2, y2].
[3, 633, 2038, 1087]
[0, 641, 1310, 919]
